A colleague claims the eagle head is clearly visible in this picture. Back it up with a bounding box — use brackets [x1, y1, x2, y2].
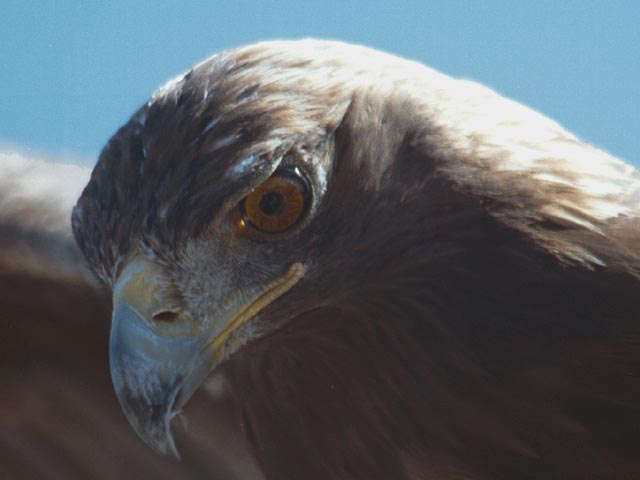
[71, 40, 448, 456]
[71, 40, 640, 478]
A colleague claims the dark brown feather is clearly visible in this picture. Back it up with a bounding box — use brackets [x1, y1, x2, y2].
[67, 40, 640, 479]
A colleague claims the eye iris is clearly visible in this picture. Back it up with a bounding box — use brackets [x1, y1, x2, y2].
[259, 191, 285, 216]
[239, 167, 310, 234]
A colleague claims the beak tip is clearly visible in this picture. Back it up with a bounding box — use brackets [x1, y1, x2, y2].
[122, 402, 181, 460]
[149, 432, 181, 460]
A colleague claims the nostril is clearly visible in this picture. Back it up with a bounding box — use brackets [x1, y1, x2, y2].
[153, 311, 180, 323]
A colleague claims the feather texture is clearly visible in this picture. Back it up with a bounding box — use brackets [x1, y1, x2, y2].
[0, 152, 262, 479]
[7, 40, 640, 479]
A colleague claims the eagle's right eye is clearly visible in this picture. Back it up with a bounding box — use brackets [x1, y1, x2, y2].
[238, 167, 310, 234]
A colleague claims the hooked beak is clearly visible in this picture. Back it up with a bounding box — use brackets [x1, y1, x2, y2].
[109, 257, 304, 458]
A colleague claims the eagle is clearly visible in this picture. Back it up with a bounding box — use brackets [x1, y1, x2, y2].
[3, 40, 640, 479]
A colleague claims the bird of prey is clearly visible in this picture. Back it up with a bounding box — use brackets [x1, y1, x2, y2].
[4, 40, 640, 479]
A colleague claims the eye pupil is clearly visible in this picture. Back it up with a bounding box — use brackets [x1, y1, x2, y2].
[259, 191, 285, 216]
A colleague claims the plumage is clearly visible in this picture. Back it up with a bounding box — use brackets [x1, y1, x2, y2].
[4, 39, 640, 479]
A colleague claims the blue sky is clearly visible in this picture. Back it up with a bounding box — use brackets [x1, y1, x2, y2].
[1, 1, 638, 165]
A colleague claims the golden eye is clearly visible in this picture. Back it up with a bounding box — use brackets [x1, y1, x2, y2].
[239, 167, 310, 233]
